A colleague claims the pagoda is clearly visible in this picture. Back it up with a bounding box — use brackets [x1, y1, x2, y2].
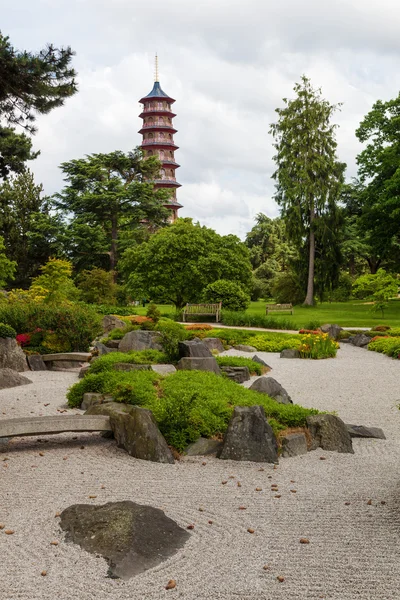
[138, 57, 182, 221]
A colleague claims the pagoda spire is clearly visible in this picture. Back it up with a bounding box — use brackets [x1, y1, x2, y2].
[138, 61, 183, 222]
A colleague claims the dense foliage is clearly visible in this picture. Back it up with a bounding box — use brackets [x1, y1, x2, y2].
[67, 370, 319, 450]
[202, 279, 250, 311]
[0, 323, 16, 338]
[88, 350, 168, 373]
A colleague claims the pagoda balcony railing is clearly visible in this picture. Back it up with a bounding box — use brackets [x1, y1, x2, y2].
[154, 177, 177, 183]
[142, 104, 171, 112]
[142, 138, 175, 145]
[142, 122, 173, 128]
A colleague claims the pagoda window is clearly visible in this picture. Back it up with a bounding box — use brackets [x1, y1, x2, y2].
[168, 134, 172, 140]
[159, 132, 165, 139]
[169, 151, 174, 159]
[148, 132, 154, 139]
[160, 151, 164, 159]
[147, 150, 153, 155]
[147, 117, 153, 124]
[160, 169, 166, 179]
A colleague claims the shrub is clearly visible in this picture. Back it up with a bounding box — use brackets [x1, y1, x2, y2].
[368, 337, 400, 359]
[303, 320, 321, 331]
[184, 324, 213, 331]
[249, 334, 301, 352]
[0, 323, 16, 338]
[88, 350, 168, 374]
[352, 269, 398, 301]
[0, 302, 101, 352]
[146, 303, 161, 323]
[86, 304, 138, 316]
[221, 311, 296, 330]
[215, 356, 264, 375]
[298, 333, 338, 359]
[271, 271, 304, 305]
[76, 268, 117, 304]
[155, 318, 189, 361]
[372, 325, 391, 332]
[202, 279, 250, 312]
[29, 258, 79, 304]
[330, 273, 353, 302]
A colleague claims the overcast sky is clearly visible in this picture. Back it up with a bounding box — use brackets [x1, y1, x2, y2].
[2, 0, 400, 238]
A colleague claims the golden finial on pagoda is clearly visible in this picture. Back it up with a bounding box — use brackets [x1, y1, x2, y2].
[154, 53, 159, 82]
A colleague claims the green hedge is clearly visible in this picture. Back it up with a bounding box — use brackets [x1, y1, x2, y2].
[221, 310, 296, 330]
[190, 328, 301, 352]
[215, 356, 264, 375]
[368, 337, 400, 359]
[67, 370, 319, 451]
[0, 323, 16, 338]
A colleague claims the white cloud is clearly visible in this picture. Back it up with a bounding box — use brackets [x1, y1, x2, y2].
[2, 0, 400, 239]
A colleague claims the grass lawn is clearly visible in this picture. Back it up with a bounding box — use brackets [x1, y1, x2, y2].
[135, 299, 400, 328]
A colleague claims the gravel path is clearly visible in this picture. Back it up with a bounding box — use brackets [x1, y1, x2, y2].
[1, 346, 400, 600]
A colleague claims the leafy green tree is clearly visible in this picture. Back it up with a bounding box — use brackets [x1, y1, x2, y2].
[56, 149, 170, 279]
[76, 268, 117, 304]
[121, 218, 252, 309]
[270, 76, 346, 305]
[353, 94, 400, 272]
[0, 32, 77, 178]
[352, 269, 398, 301]
[0, 170, 64, 286]
[0, 235, 16, 288]
[30, 258, 78, 304]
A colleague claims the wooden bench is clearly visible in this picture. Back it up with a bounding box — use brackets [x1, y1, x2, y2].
[266, 303, 293, 315]
[182, 302, 222, 323]
[0, 415, 111, 439]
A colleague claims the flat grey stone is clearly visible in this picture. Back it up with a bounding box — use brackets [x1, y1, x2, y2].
[202, 338, 225, 353]
[280, 349, 301, 359]
[0, 368, 32, 390]
[320, 324, 342, 340]
[349, 334, 370, 348]
[60, 501, 190, 579]
[307, 414, 354, 454]
[281, 432, 308, 457]
[78, 364, 90, 378]
[177, 357, 221, 375]
[217, 405, 278, 463]
[119, 330, 163, 353]
[185, 437, 223, 456]
[150, 364, 177, 375]
[94, 342, 118, 355]
[113, 363, 151, 372]
[104, 340, 120, 349]
[220, 366, 250, 383]
[249, 376, 292, 404]
[233, 344, 257, 352]
[178, 339, 213, 358]
[27, 354, 47, 371]
[346, 424, 386, 440]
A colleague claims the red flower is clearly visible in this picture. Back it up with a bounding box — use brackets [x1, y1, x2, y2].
[16, 333, 31, 347]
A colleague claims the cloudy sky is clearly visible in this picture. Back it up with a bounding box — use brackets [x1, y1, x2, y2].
[3, 0, 400, 238]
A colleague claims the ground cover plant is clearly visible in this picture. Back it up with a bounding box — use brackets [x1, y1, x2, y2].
[67, 370, 319, 451]
[298, 332, 338, 359]
[368, 337, 400, 359]
[88, 350, 168, 374]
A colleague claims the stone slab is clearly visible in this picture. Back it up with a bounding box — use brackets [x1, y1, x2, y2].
[177, 357, 221, 374]
[281, 432, 308, 457]
[0, 415, 111, 438]
[27, 354, 47, 371]
[42, 352, 92, 362]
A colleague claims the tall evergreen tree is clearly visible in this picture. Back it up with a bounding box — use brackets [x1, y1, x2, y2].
[56, 149, 171, 279]
[270, 76, 345, 305]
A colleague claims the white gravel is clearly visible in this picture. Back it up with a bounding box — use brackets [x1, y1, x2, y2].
[1, 345, 400, 600]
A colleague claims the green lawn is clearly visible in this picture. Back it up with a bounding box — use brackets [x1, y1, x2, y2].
[135, 299, 400, 329]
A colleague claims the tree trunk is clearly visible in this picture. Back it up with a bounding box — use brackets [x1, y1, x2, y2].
[367, 257, 381, 275]
[304, 207, 315, 306]
[110, 214, 118, 283]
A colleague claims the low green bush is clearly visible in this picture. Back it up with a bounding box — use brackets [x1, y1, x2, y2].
[368, 337, 400, 359]
[0, 302, 101, 352]
[0, 323, 16, 338]
[215, 356, 264, 375]
[155, 319, 189, 361]
[67, 370, 320, 451]
[203, 279, 251, 312]
[221, 310, 296, 330]
[81, 303, 138, 316]
[249, 334, 301, 352]
[88, 350, 168, 374]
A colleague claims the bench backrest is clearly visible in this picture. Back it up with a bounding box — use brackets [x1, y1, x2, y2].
[266, 303, 292, 309]
[183, 302, 222, 314]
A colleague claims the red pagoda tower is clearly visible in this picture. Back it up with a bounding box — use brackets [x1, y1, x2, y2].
[138, 57, 182, 221]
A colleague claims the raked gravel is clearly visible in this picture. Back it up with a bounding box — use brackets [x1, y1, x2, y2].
[1, 344, 400, 600]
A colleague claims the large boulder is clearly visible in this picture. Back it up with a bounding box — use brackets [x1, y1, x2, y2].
[60, 501, 190, 579]
[177, 357, 221, 375]
[86, 403, 174, 464]
[202, 337, 225, 353]
[94, 341, 118, 355]
[0, 337, 28, 372]
[249, 376, 292, 404]
[119, 330, 163, 353]
[0, 368, 32, 390]
[349, 333, 370, 348]
[178, 339, 212, 358]
[102, 315, 126, 334]
[252, 355, 272, 369]
[217, 405, 278, 463]
[320, 324, 342, 341]
[306, 414, 354, 454]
